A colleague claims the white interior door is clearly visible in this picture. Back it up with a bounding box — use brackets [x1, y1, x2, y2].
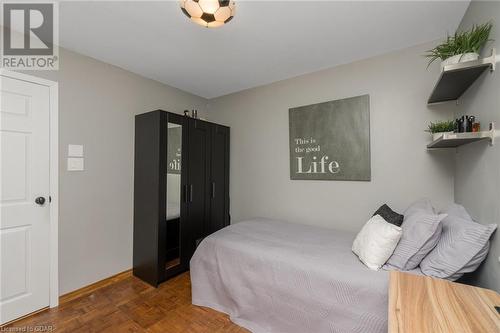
[0, 75, 51, 324]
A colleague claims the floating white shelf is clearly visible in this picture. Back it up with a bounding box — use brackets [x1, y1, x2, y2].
[428, 49, 496, 104]
[427, 123, 496, 149]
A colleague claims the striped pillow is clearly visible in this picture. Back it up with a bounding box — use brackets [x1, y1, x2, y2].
[420, 204, 497, 281]
[385, 199, 446, 270]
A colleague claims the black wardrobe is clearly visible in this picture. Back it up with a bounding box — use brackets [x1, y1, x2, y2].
[133, 110, 230, 287]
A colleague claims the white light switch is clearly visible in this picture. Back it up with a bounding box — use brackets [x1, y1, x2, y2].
[68, 144, 84, 157]
[67, 157, 84, 171]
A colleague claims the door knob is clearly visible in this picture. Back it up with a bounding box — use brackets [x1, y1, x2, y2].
[35, 197, 46, 205]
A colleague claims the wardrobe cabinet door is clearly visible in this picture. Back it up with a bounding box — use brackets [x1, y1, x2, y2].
[209, 125, 230, 234]
[186, 119, 211, 260]
[133, 111, 165, 287]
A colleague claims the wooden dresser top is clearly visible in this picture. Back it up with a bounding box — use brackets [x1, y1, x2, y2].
[389, 271, 500, 333]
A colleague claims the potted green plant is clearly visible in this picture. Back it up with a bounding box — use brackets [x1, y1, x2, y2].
[425, 22, 493, 69]
[426, 120, 456, 140]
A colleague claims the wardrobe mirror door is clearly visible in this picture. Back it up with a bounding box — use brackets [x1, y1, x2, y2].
[166, 122, 182, 271]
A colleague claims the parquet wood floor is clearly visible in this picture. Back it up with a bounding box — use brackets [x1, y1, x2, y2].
[3, 272, 249, 333]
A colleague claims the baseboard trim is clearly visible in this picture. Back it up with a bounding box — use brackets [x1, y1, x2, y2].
[59, 269, 133, 304]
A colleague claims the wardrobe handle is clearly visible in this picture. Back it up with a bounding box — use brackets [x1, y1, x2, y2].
[190, 185, 193, 202]
[184, 185, 188, 203]
[211, 182, 216, 199]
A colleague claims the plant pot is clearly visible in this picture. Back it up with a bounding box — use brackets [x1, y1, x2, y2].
[432, 131, 454, 141]
[440, 53, 479, 70]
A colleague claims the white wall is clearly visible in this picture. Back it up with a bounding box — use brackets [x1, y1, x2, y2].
[454, 0, 500, 292]
[208, 41, 456, 232]
[21, 47, 208, 295]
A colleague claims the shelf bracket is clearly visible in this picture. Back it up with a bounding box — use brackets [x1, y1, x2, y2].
[489, 122, 496, 146]
[489, 48, 496, 72]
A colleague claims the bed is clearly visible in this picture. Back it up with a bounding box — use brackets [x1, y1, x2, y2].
[190, 219, 394, 333]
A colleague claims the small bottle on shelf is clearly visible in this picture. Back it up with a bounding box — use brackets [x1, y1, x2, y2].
[467, 116, 475, 132]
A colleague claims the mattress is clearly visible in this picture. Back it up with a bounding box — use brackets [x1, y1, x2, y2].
[190, 219, 390, 333]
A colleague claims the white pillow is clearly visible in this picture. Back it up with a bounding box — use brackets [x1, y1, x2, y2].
[352, 215, 403, 270]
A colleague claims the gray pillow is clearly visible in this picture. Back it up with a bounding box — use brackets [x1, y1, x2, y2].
[420, 204, 497, 281]
[385, 199, 445, 271]
[403, 198, 435, 216]
[445, 203, 472, 221]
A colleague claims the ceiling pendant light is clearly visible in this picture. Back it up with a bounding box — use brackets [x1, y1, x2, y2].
[180, 0, 236, 28]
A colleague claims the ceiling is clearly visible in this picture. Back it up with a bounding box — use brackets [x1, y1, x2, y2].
[59, 1, 470, 99]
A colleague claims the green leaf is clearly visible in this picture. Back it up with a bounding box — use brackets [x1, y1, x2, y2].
[423, 22, 493, 67]
[425, 120, 456, 133]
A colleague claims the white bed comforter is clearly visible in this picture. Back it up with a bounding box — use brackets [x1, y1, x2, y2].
[190, 219, 389, 333]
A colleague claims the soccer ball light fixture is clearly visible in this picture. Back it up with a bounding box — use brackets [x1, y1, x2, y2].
[180, 0, 236, 28]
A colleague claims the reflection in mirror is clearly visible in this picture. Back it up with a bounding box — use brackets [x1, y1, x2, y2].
[166, 122, 182, 270]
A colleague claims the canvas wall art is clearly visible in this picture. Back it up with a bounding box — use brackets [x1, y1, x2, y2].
[289, 94, 371, 181]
